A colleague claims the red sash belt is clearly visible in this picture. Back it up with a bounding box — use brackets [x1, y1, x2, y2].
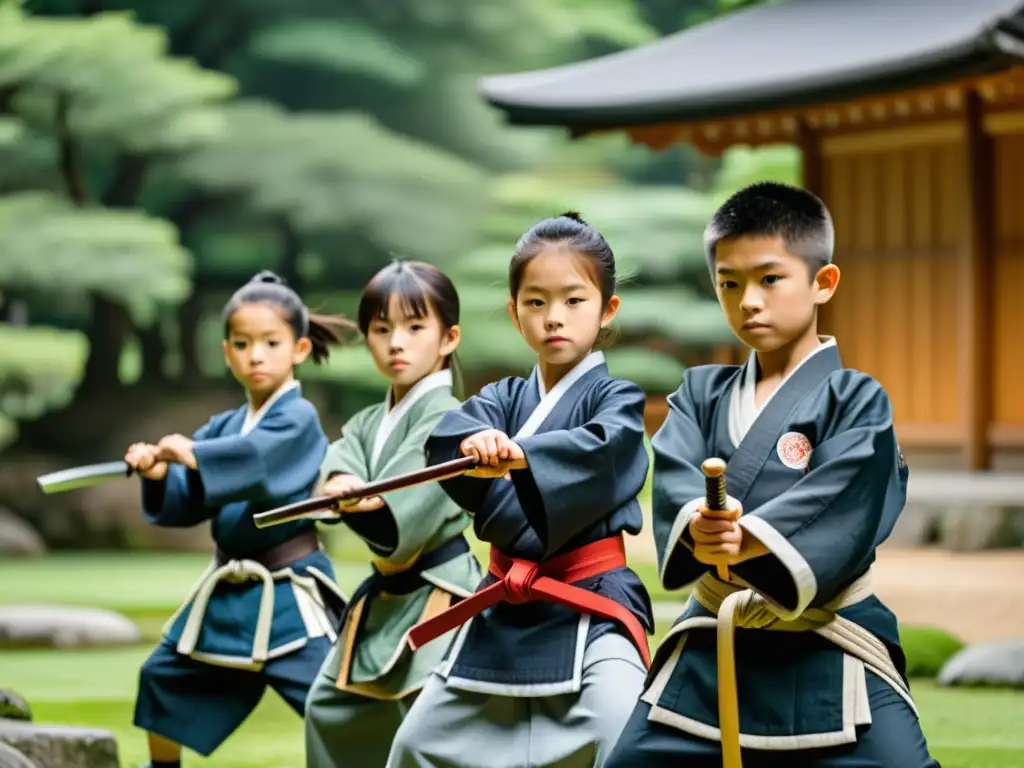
[406, 535, 651, 668]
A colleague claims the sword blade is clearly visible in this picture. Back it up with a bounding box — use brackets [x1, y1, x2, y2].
[36, 461, 133, 494]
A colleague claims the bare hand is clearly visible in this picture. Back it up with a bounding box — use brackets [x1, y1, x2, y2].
[155, 434, 197, 470]
[320, 473, 385, 515]
[689, 501, 767, 566]
[691, 515, 744, 566]
[321, 473, 363, 498]
[461, 429, 527, 479]
[125, 442, 168, 481]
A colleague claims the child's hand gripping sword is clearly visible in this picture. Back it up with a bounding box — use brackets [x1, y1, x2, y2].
[701, 458, 738, 582]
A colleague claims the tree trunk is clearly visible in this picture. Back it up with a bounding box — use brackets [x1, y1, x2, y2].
[178, 291, 204, 383]
[138, 322, 167, 383]
[78, 295, 130, 397]
[278, 216, 303, 292]
[1, 292, 29, 324]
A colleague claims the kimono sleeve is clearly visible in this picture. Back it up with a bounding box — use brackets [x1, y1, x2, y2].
[345, 400, 463, 563]
[191, 398, 328, 507]
[733, 372, 908, 620]
[650, 372, 715, 590]
[425, 381, 512, 514]
[510, 379, 649, 558]
[314, 409, 372, 530]
[319, 408, 371, 486]
[426, 381, 545, 559]
[141, 417, 220, 528]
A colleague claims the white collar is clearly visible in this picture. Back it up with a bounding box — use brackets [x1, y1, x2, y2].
[242, 379, 299, 436]
[516, 351, 605, 440]
[729, 336, 836, 447]
[371, 368, 453, 469]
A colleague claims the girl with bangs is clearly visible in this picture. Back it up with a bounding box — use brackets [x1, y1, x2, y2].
[304, 260, 482, 767]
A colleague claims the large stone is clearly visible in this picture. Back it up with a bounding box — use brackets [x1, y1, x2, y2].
[0, 511, 45, 558]
[0, 606, 141, 650]
[887, 503, 941, 547]
[938, 507, 1024, 551]
[0, 721, 118, 768]
[938, 639, 1024, 688]
[0, 742, 39, 768]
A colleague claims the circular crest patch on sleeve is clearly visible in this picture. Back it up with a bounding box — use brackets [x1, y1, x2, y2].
[777, 432, 813, 470]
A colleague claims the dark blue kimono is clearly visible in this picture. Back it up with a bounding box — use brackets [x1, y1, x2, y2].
[605, 341, 938, 767]
[425, 353, 654, 695]
[132, 382, 346, 757]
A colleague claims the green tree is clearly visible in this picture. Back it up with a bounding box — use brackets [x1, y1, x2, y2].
[0, 4, 234, 436]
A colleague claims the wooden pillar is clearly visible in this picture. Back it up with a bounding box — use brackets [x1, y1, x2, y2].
[799, 124, 823, 197]
[798, 124, 832, 333]
[960, 90, 994, 470]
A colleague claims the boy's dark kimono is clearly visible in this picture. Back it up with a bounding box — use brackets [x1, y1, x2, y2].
[607, 339, 937, 767]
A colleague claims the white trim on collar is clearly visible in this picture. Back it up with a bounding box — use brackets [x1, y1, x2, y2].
[729, 336, 837, 447]
[517, 351, 605, 440]
[370, 368, 453, 469]
[242, 379, 300, 437]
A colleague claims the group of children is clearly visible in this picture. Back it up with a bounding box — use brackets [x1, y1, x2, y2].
[122, 182, 939, 768]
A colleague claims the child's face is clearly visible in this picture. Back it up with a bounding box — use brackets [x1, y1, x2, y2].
[365, 294, 460, 391]
[714, 235, 838, 354]
[508, 248, 619, 369]
[222, 302, 311, 400]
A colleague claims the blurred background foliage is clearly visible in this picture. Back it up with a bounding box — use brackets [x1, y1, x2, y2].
[0, 0, 798, 462]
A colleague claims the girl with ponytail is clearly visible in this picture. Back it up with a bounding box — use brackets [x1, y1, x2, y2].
[126, 271, 355, 767]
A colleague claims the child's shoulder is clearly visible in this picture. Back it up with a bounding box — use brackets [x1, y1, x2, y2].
[477, 374, 529, 402]
[678, 363, 743, 401]
[826, 367, 893, 411]
[280, 391, 321, 422]
[595, 373, 645, 401]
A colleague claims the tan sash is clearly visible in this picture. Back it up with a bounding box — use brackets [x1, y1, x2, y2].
[683, 569, 915, 768]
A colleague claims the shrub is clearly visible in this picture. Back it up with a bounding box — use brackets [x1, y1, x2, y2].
[901, 624, 965, 678]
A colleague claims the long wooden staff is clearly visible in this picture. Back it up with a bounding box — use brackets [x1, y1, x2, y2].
[253, 456, 478, 529]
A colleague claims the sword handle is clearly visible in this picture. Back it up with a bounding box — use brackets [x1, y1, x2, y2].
[701, 458, 732, 582]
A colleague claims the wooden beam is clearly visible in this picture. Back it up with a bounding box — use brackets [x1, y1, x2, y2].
[611, 67, 1024, 153]
[959, 90, 995, 469]
[821, 121, 962, 155]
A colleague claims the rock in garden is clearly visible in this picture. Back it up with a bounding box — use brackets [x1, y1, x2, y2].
[0, 721, 118, 768]
[886, 503, 941, 546]
[0, 690, 31, 721]
[938, 639, 1024, 688]
[0, 742, 40, 768]
[0, 511, 46, 558]
[0, 606, 140, 649]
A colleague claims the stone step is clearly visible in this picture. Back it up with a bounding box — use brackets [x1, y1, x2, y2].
[0, 721, 118, 768]
[907, 472, 1024, 506]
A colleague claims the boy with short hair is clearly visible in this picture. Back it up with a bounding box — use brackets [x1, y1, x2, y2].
[606, 182, 938, 767]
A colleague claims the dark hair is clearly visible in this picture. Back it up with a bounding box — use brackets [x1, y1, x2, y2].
[357, 260, 463, 391]
[509, 211, 618, 347]
[510, 211, 616, 306]
[704, 182, 835, 277]
[222, 270, 357, 364]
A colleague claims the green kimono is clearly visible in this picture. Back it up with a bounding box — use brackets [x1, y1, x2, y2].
[304, 369, 480, 767]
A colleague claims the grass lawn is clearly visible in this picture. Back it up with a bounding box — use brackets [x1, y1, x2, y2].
[2, 546, 1023, 767]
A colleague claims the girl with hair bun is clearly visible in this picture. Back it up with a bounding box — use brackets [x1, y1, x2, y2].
[388, 213, 654, 768]
[126, 270, 354, 768]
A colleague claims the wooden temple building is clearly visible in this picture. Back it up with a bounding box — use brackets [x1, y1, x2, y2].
[477, 0, 1024, 471]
